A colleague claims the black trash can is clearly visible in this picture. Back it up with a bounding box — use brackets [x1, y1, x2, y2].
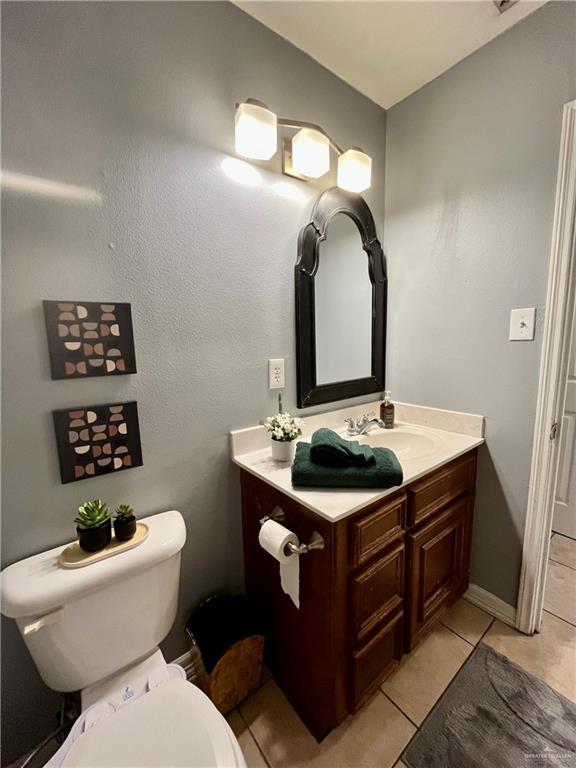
[187, 595, 266, 713]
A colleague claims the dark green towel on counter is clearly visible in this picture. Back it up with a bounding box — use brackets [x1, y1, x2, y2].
[292, 442, 403, 489]
[310, 428, 375, 467]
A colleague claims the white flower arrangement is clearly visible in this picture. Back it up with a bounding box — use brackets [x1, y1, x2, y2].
[263, 394, 304, 443]
[263, 412, 304, 442]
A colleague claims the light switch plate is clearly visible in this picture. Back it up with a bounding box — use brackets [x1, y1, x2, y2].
[509, 307, 536, 341]
[268, 358, 285, 389]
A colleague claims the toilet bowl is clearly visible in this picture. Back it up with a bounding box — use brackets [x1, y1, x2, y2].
[46, 669, 245, 767]
[1, 510, 246, 767]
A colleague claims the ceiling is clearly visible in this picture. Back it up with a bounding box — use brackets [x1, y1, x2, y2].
[235, 1, 547, 109]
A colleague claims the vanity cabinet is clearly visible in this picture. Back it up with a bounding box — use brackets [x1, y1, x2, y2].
[240, 448, 477, 740]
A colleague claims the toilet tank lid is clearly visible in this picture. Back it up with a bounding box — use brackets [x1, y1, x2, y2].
[0, 510, 186, 619]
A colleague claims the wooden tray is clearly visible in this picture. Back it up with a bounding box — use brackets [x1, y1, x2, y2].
[59, 522, 149, 569]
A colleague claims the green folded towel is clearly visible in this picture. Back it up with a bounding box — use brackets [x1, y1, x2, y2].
[310, 428, 375, 467]
[292, 442, 403, 489]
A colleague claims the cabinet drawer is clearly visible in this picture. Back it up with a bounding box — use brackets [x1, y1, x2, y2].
[407, 453, 476, 527]
[350, 493, 406, 567]
[405, 495, 472, 649]
[351, 542, 404, 642]
[350, 610, 403, 712]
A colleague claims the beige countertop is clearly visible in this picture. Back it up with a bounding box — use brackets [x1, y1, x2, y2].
[230, 401, 484, 523]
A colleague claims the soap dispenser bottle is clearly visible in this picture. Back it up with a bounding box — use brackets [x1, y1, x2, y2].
[380, 391, 395, 429]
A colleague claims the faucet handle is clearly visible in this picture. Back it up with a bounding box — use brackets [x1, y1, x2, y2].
[344, 417, 358, 434]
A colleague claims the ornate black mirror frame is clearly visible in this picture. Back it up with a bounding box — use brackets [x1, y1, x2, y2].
[295, 187, 387, 408]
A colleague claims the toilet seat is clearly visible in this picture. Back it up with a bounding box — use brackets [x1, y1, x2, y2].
[48, 677, 245, 768]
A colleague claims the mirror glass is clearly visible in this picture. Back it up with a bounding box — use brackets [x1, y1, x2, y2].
[314, 214, 372, 385]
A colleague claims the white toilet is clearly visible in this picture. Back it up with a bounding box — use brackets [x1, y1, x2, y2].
[1, 510, 246, 767]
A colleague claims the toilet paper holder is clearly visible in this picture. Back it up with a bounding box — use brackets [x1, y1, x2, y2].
[259, 506, 325, 555]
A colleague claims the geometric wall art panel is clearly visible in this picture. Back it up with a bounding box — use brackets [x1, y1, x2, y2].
[43, 300, 136, 379]
[53, 401, 143, 483]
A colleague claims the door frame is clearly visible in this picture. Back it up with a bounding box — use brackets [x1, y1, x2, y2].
[517, 100, 576, 635]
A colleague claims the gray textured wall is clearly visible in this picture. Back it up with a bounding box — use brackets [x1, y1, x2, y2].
[1, 2, 386, 760]
[385, 1, 576, 605]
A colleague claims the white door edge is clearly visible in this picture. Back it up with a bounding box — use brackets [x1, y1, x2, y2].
[517, 100, 576, 635]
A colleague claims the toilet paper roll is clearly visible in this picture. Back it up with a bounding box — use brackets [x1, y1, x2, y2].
[258, 519, 300, 609]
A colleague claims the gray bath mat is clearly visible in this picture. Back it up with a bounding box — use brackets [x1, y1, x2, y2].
[403, 643, 576, 768]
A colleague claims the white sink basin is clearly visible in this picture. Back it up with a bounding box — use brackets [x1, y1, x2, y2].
[358, 425, 442, 461]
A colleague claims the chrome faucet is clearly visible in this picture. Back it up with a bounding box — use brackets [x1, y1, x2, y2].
[344, 412, 386, 436]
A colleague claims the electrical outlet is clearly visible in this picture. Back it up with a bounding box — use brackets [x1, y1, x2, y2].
[268, 358, 285, 389]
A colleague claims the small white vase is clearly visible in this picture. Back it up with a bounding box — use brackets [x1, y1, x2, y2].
[270, 438, 296, 463]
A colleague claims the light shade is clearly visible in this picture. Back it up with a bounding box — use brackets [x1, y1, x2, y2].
[337, 148, 372, 193]
[291, 128, 330, 178]
[235, 101, 277, 160]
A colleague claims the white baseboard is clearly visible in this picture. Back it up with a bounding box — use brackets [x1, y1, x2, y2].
[172, 648, 204, 686]
[465, 583, 517, 628]
[172, 649, 192, 668]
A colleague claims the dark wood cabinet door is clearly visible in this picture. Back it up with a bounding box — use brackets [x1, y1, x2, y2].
[350, 609, 403, 712]
[405, 495, 472, 649]
[351, 542, 404, 643]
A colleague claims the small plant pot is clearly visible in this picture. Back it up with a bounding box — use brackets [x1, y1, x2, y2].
[114, 515, 137, 542]
[77, 519, 112, 553]
[270, 438, 296, 463]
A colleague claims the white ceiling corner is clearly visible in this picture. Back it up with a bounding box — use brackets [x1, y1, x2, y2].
[235, 1, 548, 109]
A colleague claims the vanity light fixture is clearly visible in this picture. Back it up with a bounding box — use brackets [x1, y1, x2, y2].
[234, 99, 278, 161]
[234, 99, 372, 192]
[291, 128, 330, 179]
[337, 148, 372, 194]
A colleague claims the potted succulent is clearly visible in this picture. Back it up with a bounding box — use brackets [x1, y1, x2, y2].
[75, 500, 112, 552]
[113, 504, 137, 542]
[263, 394, 304, 462]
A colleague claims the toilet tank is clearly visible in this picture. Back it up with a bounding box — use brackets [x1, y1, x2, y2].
[1, 510, 186, 692]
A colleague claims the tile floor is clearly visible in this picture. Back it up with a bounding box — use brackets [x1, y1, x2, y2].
[228, 534, 576, 768]
[544, 533, 576, 626]
[482, 531, 576, 704]
[549, 531, 576, 570]
[228, 598, 494, 768]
